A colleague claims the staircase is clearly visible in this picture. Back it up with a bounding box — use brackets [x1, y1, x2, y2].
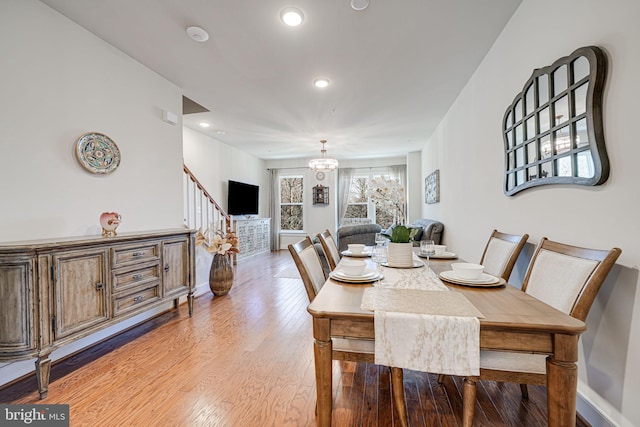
[183, 164, 233, 237]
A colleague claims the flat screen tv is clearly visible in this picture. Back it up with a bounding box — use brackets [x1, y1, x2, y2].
[227, 180, 259, 216]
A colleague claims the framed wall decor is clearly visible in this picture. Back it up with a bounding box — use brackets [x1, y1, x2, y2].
[75, 132, 121, 174]
[502, 46, 608, 196]
[313, 185, 329, 205]
[425, 169, 440, 204]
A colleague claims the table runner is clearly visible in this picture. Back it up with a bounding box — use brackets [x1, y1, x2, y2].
[361, 258, 483, 376]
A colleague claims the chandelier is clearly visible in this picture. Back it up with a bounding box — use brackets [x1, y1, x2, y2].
[308, 139, 339, 171]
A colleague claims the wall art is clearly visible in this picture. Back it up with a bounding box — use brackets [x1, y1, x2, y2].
[425, 169, 440, 204]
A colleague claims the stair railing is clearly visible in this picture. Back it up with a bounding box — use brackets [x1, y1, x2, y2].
[183, 164, 233, 238]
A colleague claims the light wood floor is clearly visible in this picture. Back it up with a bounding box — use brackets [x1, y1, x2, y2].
[1, 250, 586, 426]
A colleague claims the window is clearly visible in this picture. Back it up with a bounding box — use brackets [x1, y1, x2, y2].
[280, 176, 303, 231]
[343, 169, 404, 229]
[345, 176, 368, 219]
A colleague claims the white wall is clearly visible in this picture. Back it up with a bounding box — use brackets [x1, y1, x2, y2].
[420, 1, 640, 425]
[0, 0, 185, 387]
[182, 127, 268, 216]
[0, 1, 184, 242]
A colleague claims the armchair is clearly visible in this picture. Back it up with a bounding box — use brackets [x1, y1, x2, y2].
[408, 219, 444, 246]
[336, 223, 382, 252]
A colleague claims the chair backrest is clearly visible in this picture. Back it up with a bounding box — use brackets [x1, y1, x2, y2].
[479, 229, 529, 280]
[288, 236, 328, 302]
[317, 229, 341, 271]
[522, 237, 621, 321]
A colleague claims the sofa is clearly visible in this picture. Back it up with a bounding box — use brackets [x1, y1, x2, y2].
[408, 219, 444, 245]
[336, 223, 383, 252]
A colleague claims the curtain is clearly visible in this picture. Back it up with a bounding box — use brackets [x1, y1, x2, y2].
[268, 169, 280, 251]
[337, 168, 355, 227]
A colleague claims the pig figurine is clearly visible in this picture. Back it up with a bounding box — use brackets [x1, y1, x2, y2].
[100, 212, 122, 237]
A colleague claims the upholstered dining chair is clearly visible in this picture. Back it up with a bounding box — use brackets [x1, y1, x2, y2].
[479, 229, 529, 281]
[461, 237, 622, 426]
[437, 229, 529, 386]
[317, 229, 341, 271]
[288, 236, 408, 427]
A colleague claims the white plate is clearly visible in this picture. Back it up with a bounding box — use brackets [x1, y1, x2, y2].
[417, 251, 457, 259]
[381, 260, 424, 269]
[330, 269, 382, 283]
[334, 268, 377, 279]
[439, 270, 505, 287]
[341, 250, 372, 257]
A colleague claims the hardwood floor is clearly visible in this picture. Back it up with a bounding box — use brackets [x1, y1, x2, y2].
[1, 250, 586, 426]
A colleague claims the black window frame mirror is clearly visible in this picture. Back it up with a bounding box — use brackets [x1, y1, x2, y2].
[502, 46, 609, 196]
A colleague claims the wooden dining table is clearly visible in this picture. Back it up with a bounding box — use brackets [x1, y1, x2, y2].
[307, 254, 587, 427]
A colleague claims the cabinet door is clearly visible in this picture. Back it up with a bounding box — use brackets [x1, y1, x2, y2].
[163, 239, 189, 298]
[0, 258, 36, 356]
[53, 249, 109, 340]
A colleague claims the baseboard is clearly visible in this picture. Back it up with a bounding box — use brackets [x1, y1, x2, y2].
[577, 392, 617, 427]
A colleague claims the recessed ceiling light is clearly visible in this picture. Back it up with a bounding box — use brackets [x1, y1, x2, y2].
[351, 0, 370, 11]
[313, 78, 330, 88]
[199, 122, 211, 128]
[186, 26, 209, 42]
[280, 7, 304, 26]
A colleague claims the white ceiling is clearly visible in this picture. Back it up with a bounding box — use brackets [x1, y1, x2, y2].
[39, 0, 521, 161]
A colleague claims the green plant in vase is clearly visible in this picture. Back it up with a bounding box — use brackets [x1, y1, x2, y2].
[382, 225, 415, 267]
[382, 225, 422, 243]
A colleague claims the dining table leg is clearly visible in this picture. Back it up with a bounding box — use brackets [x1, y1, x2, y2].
[462, 376, 478, 427]
[313, 318, 333, 427]
[546, 334, 579, 426]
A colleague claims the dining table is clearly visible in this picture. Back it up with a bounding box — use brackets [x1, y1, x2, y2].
[307, 249, 587, 427]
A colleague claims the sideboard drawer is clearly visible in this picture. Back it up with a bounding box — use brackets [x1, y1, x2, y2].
[113, 284, 161, 317]
[112, 264, 161, 293]
[111, 242, 160, 268]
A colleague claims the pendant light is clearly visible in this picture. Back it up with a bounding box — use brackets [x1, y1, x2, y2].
[308, 140, 339, 171]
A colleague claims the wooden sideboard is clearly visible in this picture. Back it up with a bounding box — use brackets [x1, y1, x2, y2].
[0, 228, 196, 398]
[234, 218, 270, 261]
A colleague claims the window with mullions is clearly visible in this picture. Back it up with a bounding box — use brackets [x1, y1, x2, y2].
[343, 173, 400, 229]
[502, 46, 609, 196]
[280, 176, 303, 231]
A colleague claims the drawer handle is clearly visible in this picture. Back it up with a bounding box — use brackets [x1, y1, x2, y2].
[133, 274, 144, 280]
[132, 252, 144, 257]
[133, 296, 144, 303]
[164, 265, 170, 272]
[96, 283, 105, 290]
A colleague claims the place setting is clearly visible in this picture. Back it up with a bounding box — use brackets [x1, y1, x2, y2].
[416, 243, 457, 259]
[438, 262, 505, 287]
[341, 243, 373, 257]
[329, 259, 383, 284]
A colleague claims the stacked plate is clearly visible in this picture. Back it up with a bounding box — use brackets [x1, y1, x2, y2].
[381, 260, 424, 268]
[417, 251, 458, 259]
[330, 268, 382, 283]
[439, 270, 505, 287]
[341, 249, 372, 257]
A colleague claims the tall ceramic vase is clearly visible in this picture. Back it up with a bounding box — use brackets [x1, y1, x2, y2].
[387, 242, 414, 268]
[209, 254, 234, 296]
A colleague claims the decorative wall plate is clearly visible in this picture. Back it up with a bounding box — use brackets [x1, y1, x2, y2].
[75, 132, 121, 174]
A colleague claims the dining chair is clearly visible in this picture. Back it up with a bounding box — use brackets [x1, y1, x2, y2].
[461, 237, 622, 426]
[317, 229, 341, 271]
[288, 236, 408, 427]
[437, 229, 529, 384]
[479, 229, 529, 281]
